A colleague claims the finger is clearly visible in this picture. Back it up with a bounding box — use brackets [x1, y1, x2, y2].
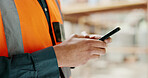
[72, 34, 90, 38]
[81, 31, 88, 36]
[87, 40, 107, 48]
[90, 36, 95, 39]
[90, 48, 106, 55]
[90, 55, 100, 59]
[104, 37, 112, 43]
[90, 35, 102, 39]
[84, 35, 90, 38]
[81, 31, 90, 38]
[72, 34, 84, 38]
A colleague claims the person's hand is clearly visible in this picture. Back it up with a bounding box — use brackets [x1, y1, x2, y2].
[82, 34, 112, 44]
[53, 34, 111, 67]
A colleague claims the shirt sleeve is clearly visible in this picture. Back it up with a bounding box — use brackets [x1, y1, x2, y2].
[0, 56, 10, 78]
[0, 46, 60, 78]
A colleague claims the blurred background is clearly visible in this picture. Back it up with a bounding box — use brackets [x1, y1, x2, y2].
[60, 0, 148, 78]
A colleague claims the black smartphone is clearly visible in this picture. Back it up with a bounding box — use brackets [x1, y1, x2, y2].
[99, 27, 121, 41]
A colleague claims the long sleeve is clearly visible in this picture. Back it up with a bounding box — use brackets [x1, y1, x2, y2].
[0, 57, 10, 78]
[0, 47, 60, 78]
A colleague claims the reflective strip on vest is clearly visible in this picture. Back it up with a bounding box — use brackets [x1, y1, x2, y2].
[0, 0, 71, 78]
[0, 0, 24, 56]
[0, 11, 8, 57]
[14, 0, 53, 53]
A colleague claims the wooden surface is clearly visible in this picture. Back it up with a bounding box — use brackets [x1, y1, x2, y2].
[62, 1, 147, 23]
[62, 1, 147, 15]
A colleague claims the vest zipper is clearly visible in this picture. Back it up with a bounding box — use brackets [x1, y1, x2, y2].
[37, 0, 65, 78]
[38, 0, 56, 45]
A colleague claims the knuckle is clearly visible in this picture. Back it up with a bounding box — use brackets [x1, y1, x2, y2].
[85, 41, 90, 47]
[101, 48, 106, 54]
[102, 42, 107, 47]
[106, 38, 112, 43]
[86, 39, 92, 42]
[85, 35, 90, 38]
[98, 48, 106, 54]
[86, 40, 93, 46]
[72, 34, 78, 37]
[98, 41, 105, 47]
[86, 48, 92, 53]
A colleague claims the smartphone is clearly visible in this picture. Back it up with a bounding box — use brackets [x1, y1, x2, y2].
[99, 27, 121, 41]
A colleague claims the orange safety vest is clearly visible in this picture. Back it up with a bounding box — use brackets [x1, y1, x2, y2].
[0, 0, 71, 78]
[0, 0, 64, 56]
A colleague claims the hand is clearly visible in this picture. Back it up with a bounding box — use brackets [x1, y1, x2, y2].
[85, 35, 112, 43]
[53, 34, 111, 67]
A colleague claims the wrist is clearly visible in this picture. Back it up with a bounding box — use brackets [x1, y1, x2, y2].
[53, 45, 63, 67]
